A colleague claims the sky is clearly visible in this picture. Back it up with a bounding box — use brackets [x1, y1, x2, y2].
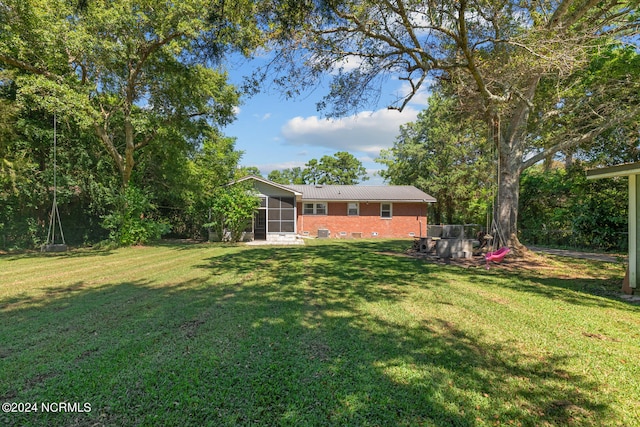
[222, 55, 430, 185]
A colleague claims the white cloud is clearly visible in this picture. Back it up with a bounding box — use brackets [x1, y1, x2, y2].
[332, 55, 365, 74]
[280, 107, 419, 156]
[257, 160, 307, 175]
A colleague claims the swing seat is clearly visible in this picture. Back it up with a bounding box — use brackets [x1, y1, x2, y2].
[41, 243, 67, 252]
[485, 247, 510, 269]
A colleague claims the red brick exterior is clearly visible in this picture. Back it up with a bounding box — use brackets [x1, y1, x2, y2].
[297, 202, 427, 238]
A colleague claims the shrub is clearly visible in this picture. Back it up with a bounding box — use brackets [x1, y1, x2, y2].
[204, 185, 260, 242]
[101, 186, 170, 246]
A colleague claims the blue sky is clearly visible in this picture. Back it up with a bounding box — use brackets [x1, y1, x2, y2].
[222, 56, 430, 184]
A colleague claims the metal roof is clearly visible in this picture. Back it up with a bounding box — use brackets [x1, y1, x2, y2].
[284, 184, 436, 202]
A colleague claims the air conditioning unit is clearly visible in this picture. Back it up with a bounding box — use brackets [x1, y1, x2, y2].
[317, 229, 330, 238]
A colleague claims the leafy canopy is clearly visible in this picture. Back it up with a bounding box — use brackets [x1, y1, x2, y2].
[0, 0, 262, 186]
[268, 151, 368, 185]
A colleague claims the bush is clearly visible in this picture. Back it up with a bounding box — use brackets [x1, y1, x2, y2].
[519, 164, 627, 251]
[204, 185, 260, 242]
[101, 186, 171, 246]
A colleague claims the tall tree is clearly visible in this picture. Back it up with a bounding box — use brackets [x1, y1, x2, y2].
[0, 0, 260, 187]
[268, 167, 305, 184]
[235, 166, 263, 179]
[316, 151, 369, 185]
[268, 152, 368, 185]
[378, 91, 491, 224]
[302, 158, 322, 185]
[265, 0, 640, 251]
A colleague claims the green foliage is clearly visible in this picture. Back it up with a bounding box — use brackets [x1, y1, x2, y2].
[268, 167, 305, 184]
[377, 92, 492, 224]
[234, 166, 262, 179]
[0, 84, 128, 250]
[205, 184, 260, 242]
[175, 133, 245, 238]
[313, 151, 369, 185]
[269, 152, 368, 185]
[0, 0, 264, 248]
[131, 129, 243, 239]
[0, 0, 256, 187]
[519, 164, 627, 251]
[101, 186, 170, 246]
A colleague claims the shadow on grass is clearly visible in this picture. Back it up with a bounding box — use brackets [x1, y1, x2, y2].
[470, 264, 637, 311]
[0, 238, 212, 261]
[0, 240, 621, 426]
[0, 247, 116, 261]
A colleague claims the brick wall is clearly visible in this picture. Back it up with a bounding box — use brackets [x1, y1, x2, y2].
[297, 202, 427, 238]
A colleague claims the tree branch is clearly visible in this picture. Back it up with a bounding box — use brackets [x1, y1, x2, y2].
[93, 122, 124, 176]
[521, 108, 639, 170]
[0, 54, 63, 83]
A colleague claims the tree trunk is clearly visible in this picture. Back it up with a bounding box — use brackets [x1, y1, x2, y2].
[433, 203, 442, 224]
[445, 195, 454, 224]
[493, 131, 530, 255]
[93, 112, 136, 189]
[495, 157, 525, 254]
[94, 123, 127, 187]
[491, 76, 540, 255]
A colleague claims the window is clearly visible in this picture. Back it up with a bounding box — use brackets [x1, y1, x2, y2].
[303, 202, 327, 215]
[268, 196, 295, 233]
[381, 203, 392, 218]
[303, 203, 314, 214]
[348, 202, 359, 216]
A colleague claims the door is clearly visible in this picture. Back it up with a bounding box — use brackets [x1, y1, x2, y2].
[254, 209, 266, 240]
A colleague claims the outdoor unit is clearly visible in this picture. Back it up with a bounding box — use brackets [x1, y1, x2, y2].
[317, 229, 330, 238]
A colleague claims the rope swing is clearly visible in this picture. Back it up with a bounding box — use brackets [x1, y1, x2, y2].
[42, 114, 67, 252]
[485, 113, 510, 268]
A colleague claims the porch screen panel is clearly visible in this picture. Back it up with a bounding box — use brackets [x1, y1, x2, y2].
[267, 196, 295, 233]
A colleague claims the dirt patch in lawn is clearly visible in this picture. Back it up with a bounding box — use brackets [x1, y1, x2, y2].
[379, 250, 616, 279]
[380, 248, 555, 273]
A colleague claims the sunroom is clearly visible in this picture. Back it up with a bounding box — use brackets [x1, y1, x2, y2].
[238, 176, 301, 242]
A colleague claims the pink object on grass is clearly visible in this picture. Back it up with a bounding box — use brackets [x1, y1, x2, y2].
[485, 247, 510, 269]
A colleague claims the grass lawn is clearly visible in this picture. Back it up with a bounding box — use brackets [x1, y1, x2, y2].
[1, 239, 639, 426]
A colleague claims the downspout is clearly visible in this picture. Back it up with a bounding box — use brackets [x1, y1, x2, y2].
[300, 202, 303, 236]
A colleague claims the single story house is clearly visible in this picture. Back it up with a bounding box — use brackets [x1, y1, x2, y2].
[235, 175, 436, 241]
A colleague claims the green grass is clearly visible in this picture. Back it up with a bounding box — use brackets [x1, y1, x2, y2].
[1, 240, 639, 426]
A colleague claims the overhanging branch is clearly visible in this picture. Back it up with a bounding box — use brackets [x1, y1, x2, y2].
[521, 108, 639, 170]
[0, 54, 63, 83]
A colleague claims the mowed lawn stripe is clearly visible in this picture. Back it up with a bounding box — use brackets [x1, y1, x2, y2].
[1, 245, 232, 291]
[0, 249, 169, 286]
